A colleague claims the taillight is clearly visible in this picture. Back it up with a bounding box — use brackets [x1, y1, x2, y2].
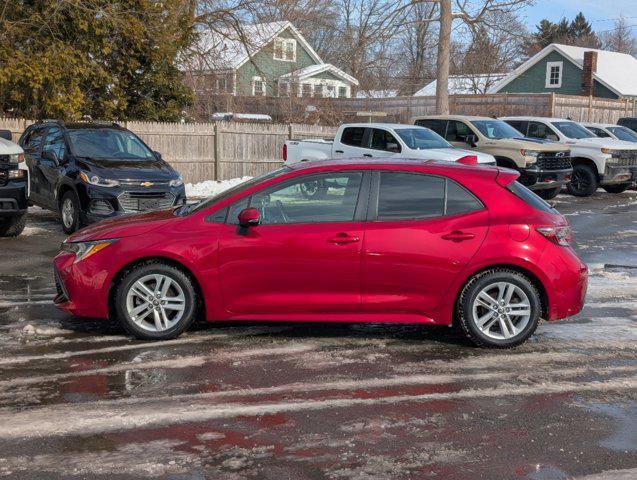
[457, 155, 477, 166]
[536, 226, 572, 246]
[282, 144, 287, 161]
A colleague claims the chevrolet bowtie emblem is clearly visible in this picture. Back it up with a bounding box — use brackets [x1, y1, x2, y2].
[140, 181, 154, 187]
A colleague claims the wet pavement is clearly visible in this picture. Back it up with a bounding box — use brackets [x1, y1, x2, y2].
[0, 192, 635, 480]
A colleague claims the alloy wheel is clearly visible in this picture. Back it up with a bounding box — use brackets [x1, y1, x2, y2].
[125, 274, 186, 332]
[471, 282, 531, 340]
[61, 198, 75, 229]
[571, 169, 589, 192]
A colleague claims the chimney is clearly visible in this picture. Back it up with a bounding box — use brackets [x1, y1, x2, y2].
[581, 50, 598, 97]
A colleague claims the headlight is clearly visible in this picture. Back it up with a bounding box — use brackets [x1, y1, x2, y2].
[520, 149, 541, 158]
[9, 153, 24, 164]
[169, 175, 183, 187]
[8, 169, 27, 179]
[61, 239, 118, 264]
[79, 171, 120, 187]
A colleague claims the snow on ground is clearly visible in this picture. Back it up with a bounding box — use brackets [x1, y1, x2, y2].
[185, 177, 252, 199]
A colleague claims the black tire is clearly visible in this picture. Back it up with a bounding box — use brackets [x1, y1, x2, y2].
[0, 213, 27, 237]
[567, 164, 598, 197]
[114, 262, 197, 340]
[602, 183, 630, 194]
[457, 269, 542, 349]
[60, 190, 81, 234]
[535, 186, 561, 200]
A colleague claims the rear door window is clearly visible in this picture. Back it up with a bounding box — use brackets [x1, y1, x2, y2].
[340, 127, 366, 147]
[445, 180, 483, 216]
[504, 120, 528, 135]
[527, 122, 559, 141]
[414, 119, 447, 137]
[445, 121, 473, 142]
[22, 127, 46, 154]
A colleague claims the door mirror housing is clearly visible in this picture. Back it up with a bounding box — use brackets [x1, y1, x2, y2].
[153, 151, 163, 160]
[42, 149, 60, 166]
[386, 142, 400, 153]
[0, 129, 11, 141]
[238, 207, 260, 227]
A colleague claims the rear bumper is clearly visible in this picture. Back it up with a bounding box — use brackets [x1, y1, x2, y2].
[540, 245, 588, 321]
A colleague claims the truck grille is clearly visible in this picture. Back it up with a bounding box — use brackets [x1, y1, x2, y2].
[536, 152, 572, 170]
[0, 155, 9, 165]
[118, 191, 175, 212]
[610, 151, 637, 166]
[0, 170, 6, 187]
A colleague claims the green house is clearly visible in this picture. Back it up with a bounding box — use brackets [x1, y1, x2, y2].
[490, 43, 637, 100]
[188, 21, 358, 99]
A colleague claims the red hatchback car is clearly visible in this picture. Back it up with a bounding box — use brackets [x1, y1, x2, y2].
[54, 159, 587, 348]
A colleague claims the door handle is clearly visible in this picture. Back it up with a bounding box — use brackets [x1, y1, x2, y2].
[441, 231, 476, 242]
[334, 150, 344, 154]
[363, 154, 373, 157]
[328, 233, 360, 244]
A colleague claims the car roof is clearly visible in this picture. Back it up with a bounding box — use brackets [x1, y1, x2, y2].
[411, 115, 496, 121]
[500, 116, 572, 122]
[583, 123, 616, 128]
[30, 120, 124, 131]
[340, 122, 424, 129]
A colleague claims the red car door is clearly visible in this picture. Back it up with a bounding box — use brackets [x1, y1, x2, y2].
[218, 171, 369, 316]
[362, 171, 489, 316]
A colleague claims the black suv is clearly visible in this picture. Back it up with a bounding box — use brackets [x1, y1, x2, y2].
[19, 121, 186, 233]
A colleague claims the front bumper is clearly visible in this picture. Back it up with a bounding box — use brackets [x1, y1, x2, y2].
[78, 183, 187, 225]
[0, 177, 28, 216]
[600, 164, 637, 185]
[519, 166, 573, 191]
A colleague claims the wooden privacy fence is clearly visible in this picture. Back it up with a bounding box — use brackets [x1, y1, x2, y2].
[0, 118, 337, 183]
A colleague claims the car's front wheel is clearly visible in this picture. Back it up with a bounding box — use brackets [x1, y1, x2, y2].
[567, 164, 598, 197]
[457, 269, 542, 348]
[60, 190, 81, 234]
[0, 213, 27, 237]
[114, 262, 198, 340]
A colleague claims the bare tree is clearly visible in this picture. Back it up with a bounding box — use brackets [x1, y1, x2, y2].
[600, 16, 637, 56]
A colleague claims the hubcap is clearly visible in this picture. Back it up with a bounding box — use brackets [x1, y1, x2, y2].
[62, 199, 74, 228]
[472, 282, 531, 340]
[125, 274, 186, 332]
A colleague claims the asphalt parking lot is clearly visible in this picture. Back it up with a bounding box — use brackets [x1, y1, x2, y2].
[0, 191, 636, 480]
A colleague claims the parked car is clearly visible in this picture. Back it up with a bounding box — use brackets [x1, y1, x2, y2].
[54, 159, 587, 348]
[0, 130, 29, 237]
[617, 117, 637, 133]
[582, 123, 637, 143]
[19, 120, 186, 233]
[283, 123, 497, 167]
[502, 117, 637, 196]
[412, 115, 572, 199]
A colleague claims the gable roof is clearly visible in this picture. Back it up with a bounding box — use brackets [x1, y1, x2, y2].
[278, 63, 359, 85]
[194, 21, 323, 71]
[414, 73, 508, 96]
[489, 43, 637, 97]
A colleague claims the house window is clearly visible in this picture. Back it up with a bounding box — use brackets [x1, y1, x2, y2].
[301, 84, 312, 97]
[313, 84, 323, 98]
[252, 76, 266, 96]
[545, 61, 563, 88]
[325, 85, 336, 98]
[338, 86, 348, 98]
[279, 81, 291, 97]
[215, 76, 227, 93]
[273, 38, 296, 62]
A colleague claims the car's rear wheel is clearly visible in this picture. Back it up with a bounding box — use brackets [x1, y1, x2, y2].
[114, 262, 197, 340]
[60, 190, 81, 234]
[567, 164, 598, 197]
[0, 213, 27, 237]
[602, 183, 630, 194]
[457, 269, 541, 348]
[535, 186, 561, 200]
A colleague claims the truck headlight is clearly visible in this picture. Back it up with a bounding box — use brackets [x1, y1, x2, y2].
[520, 149, 541, 158]
[61, 239, 118, 264]
[79, 171, 120, 187]
[9, 153, 24, 164]
[169, 175, 183, 187]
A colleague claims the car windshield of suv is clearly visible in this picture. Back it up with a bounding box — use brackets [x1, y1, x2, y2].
[67, 129, 155, 160]
[608, 126, 637, 142]
[551, 121, 595, 139]
[394, 128, 451, 150]
[472, 120, 523, 139]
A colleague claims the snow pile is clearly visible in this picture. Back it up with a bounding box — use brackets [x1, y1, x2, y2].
[185, 177, 252, 198]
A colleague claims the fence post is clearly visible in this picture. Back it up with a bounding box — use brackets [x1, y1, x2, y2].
[214, 123, 221, 181]
[288, 124, 293, 139]
[549, 93, 555, 116]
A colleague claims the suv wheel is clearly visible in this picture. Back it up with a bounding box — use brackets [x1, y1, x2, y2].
[114, 262, 197, 340]
[60, 190, 81, 234]
[536, 187, 561, 200]
[0, 213, 27, 237]
[457, 269, 541, 348]
[567, 164, 598, 197]
[602, 183, 630, 194]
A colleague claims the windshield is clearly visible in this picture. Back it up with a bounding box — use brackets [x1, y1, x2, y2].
[472, 120, 523, 140]
[180, 167, 291, 216]
[551, 121, 595, 139]
[608, 126, 637, 142]
[67, 129, 155, 160]
[395, 128, 451, 149]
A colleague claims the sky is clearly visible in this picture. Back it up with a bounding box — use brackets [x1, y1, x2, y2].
[522, 0, 637, 31]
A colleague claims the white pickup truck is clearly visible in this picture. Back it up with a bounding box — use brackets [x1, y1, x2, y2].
[502, 117, 637, 196]
[283, 123, 496, 166]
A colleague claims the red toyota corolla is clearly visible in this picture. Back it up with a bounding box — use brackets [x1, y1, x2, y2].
[54, 159, 587, 348]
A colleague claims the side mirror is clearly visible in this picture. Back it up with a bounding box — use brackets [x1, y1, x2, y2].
[238, 207, 260, 227]
[465, 134, 478, 147]
[153, 151, 163, 160]
[0, 130, 11, 141]
[42, 150, 60, 165]
[386, 142, 400, 153]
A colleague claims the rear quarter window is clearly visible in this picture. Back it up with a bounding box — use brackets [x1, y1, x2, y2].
[507, 181, 555, 213]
